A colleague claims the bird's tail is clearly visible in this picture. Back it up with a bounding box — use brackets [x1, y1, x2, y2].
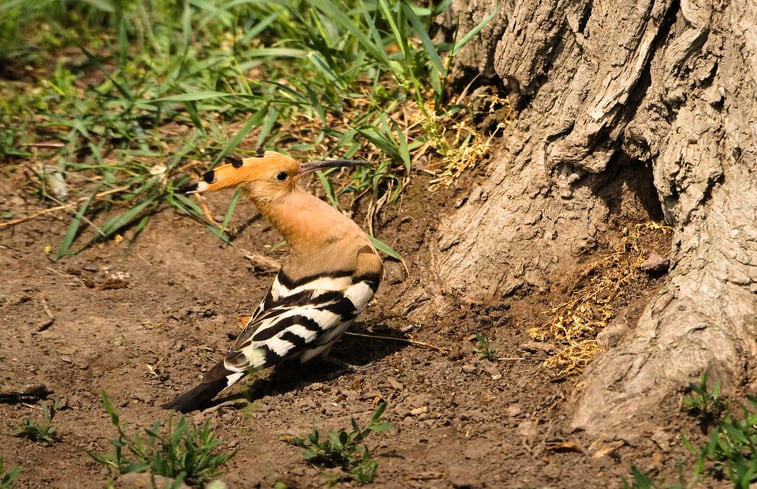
[162, 361, 246, 413]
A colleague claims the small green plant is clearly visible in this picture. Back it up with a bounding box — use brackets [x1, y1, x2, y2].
[690, 395, 757, 488]
[682, 371, 726, 425]
[12, 397, 60, 444]
[473, 333, 498, 361]
[621, 466, 683, 489]
[292, 402, 392, 484]
[87, 391, 234, 486]
[622, 374, 757, 489]
[0, 457, 22, 489]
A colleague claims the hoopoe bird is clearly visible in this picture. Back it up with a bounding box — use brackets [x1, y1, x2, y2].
[163, 151, 383, 412]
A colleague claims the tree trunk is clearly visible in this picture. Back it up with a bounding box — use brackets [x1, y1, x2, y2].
[436, 0, 757, 436]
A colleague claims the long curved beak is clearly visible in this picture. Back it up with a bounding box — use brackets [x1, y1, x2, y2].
[299, 159, 372, 176]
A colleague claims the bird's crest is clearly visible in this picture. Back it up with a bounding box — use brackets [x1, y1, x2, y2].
[179, 151, 372, 196]
[179, 151, 300, 194]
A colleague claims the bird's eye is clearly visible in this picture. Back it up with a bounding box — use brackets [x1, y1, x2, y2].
[275, 171, 288, 181]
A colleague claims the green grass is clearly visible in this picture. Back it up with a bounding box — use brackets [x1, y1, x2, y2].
[621, 465, 685, 489]
[292, 402, 392, 484]
[682, 370, 726, 426]
[12, 397, 61, 444]
[0, 457, 21, 489]
[87, 391, 235, 486]
[1, 0, 496, 258]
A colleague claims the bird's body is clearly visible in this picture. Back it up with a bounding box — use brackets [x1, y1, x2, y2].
[163, 152, 382, 412]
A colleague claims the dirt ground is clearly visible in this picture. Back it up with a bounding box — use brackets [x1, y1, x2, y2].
[0, 164, 713, 488]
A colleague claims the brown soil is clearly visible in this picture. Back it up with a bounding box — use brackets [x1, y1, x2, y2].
[0, 165, 711, 488]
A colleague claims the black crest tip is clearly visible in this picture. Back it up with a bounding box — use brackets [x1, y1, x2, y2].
[225, 156, 243, 168]
[177, 183, 199, 194]
[202, 170, 216, 184]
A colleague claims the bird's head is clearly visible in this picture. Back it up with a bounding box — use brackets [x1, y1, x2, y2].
[180, 151, 370, 204]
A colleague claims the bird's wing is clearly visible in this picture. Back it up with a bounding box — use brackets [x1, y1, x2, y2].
[222, 268, 378, 373]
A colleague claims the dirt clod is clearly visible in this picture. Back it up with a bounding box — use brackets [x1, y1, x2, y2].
[640, 252, 670, 274]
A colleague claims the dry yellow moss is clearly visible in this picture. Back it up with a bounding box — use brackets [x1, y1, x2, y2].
[428, 91, 514, 190]
[528, 222, 672, 377]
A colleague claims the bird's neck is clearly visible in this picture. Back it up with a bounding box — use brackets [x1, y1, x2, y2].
[254, 187, 359, 256]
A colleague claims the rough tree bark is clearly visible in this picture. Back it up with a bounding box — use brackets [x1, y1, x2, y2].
[434, 0, 757, 436]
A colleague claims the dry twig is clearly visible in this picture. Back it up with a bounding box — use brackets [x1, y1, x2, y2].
[344, 331, 449, 353]
[0, 185, 132, 229]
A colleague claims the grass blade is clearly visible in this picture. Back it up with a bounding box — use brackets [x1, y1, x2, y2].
[172, 192, 204, 217]
[370, 235, 402, 261]
[257, 105, 279, 150]
[401, 1, 445, 75]
[55, 191, 97, 260]
[99, 196, 159, 238]
[215, 109, 267, 164]
[315, 171, 338, 207]
[451, 2, 499, 56]
[219, 188, 242, 233]
[152, 91, 233, 103]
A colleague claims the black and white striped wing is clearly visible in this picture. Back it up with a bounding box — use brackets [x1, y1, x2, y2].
[162, 260, 381, 412]
[221, 270, 379, 375]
